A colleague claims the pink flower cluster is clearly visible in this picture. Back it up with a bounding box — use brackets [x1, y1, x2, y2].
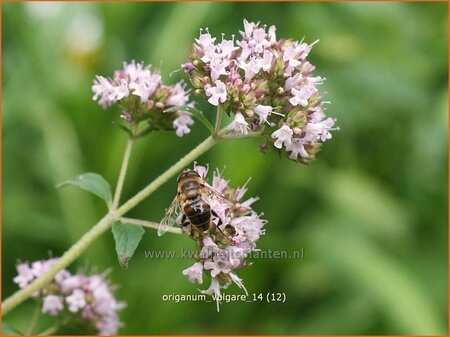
[13, 258, 125, 335]
[92, 61, 194, 137]
[183, 20, 338, 162]
[181, 165, 266, 311]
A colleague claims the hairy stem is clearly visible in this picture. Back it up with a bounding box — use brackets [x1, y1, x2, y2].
[120, 217, 182, 235]
[112, 136, 135, 209]
[2, 135, 218, 316]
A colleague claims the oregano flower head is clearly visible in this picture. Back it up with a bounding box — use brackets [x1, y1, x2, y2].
[13, 258, 125, 335]
[181, 165, 266, 311]
[92, 61, 195, 137]
[183, 19, 338, 162]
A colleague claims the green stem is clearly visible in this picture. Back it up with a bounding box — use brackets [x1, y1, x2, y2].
[2, 135, 218, 316]
[112, 136, 135, 210]
[120, 217, 182, 235]
[214, 105, 223, 135]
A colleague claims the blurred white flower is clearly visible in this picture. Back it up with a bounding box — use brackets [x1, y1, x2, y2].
[65, 11, 103, 55]
[42, 295, 64, 316]
[13, 258, 124, 335]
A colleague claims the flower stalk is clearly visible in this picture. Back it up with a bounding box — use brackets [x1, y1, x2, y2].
[112, 130, 136, 210]
[120, 217, 182, 234]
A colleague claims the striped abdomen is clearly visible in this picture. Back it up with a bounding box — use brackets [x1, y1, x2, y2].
[183, 198, 211, 232]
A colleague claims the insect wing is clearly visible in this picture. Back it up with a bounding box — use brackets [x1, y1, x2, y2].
[201, 182, 233, 207]
[158, 197, 181, 236]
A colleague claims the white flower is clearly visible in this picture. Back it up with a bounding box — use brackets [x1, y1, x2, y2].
[259, 50, 273, 72]
[289, 84, 317, 107]
[173, 112, 194, 137]
[130, 83, 151, 102]
[66, 289, 86, 313]
[231, 215, 265, 243]
[238, 57, 261, 81]
[195, 30, 216, 48]
[226, 246, 249, 268]
[309, 107, 326, 123]
[254, 105, 273, 124]
[227, 112, 249, 135]
[237, 40, 252, 63]
[166, 82, 189, 106]
[200, 236, 218, 258]
[229, 272, 248, 295]
[92, 75, 115, 108]
[200, 44, 217, 63]
[31, 259, 56, 278]
[210, 57, 230, 82]
[200, 277, 222, 312]
[271, 125, 293, 149]
[110, 79, 129, 101]
[212, 173, 229, 193]
[286, 138, 309, 160]
[304, 117, 336, 142]
[97, 315, 121, 335]
[193, 164, 209, 179]
[218, 38, 238, 59]
[13, 258, 124, 335]
[182, 262, 204, 284]
[283, 44, 302, 68]
[240, 19, 257, 37]
[130, 73, 161, 103]
[123, 61, 151, 83]
[13, 263, 34, 288]
[268, 25, 277, 45]
[250, 27, 270, 53]
[204, 255, 231, 278]
[284, 73, 303, 91]
[42, 295, 64, 316]
[54, 269, 70, 285]
[60, 275, 84, 293]
[205, 80, 227, 106]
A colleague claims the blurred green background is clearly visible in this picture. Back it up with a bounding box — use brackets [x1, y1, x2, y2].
[2, 2, 448, 335]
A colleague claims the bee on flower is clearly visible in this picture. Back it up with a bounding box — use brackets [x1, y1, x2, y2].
[159, 165, 265, 311]
[92, 61, 195, 137]
[183, 20, 338, 163]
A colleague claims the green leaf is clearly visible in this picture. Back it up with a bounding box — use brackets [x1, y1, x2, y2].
[112, 221, 145, 269]
[164, 105, 215, 135]
[2, 322, 21, 335]
[57, 173, 112, 206]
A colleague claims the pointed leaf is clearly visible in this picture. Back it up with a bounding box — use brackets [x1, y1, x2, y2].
[112, 221, 145, 269]
[165, 105, 215, 134]
[57, 173, 112, 206]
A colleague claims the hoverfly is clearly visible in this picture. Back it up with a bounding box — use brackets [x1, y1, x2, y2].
[158, 169, 232, 237]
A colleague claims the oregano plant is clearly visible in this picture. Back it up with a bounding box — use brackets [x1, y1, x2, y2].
[4, 19, 337, 334]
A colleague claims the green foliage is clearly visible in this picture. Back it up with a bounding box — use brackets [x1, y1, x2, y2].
[2, 322, 21, 335]
[112, 222, 145, 269]
[2, 2, 447, 335]
[57, 173, 112, 207]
